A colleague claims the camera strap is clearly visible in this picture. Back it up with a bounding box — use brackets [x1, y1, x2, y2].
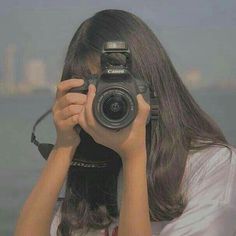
[150, 96, 159, 120]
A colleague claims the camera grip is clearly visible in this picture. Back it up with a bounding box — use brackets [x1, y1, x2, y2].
[68, 78, 89, 94]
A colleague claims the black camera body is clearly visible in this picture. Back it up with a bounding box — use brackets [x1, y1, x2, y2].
[68, 41, 151, 132]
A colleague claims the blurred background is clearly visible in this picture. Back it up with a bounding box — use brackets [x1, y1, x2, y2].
[0, 0, 236, 235]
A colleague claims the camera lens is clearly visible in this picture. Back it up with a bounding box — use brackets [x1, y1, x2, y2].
[102, 94, 128, 120]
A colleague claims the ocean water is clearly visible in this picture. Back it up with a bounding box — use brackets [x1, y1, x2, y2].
[0, 89, 235, 236]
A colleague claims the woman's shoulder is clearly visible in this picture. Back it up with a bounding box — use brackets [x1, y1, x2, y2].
[157, 145, 236, 236]
[186, 144, 236, 176]
[184, 144, 236, 206]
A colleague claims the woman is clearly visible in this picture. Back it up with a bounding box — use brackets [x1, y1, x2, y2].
[14, 9, 236, 236]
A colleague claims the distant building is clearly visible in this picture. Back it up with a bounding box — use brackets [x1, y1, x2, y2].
[183, 69, 203, 89]
[211, 78, 236, 90]
[1, 44, 17, 94]
[16, 58, 52, 94]
[24, 58, 47, 88]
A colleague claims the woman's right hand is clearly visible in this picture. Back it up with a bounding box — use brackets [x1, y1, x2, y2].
[52, 78, 87, 149]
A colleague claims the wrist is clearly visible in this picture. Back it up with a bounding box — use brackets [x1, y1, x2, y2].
[53, 141, 79, 160]
[121, 148, 147, 166]
[55, 137, 80, 150]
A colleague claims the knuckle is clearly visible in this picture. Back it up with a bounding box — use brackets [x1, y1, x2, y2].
[72, 115, 78, 123]
[57, 83, 63, 92]
[77, 94, 87, 104]
[64, 93, 70, 101]
[67, 104, 73, 114]
[54, 112, 61, 124]
[52, 109, 58, 120]
[82, 94, 87, 103]
[57, 120, 63, 128]
[65, 93, 72, 103]
[77, 114, 83, 123]
[76, 105, 83, 114]
[71, 104, 82, 115]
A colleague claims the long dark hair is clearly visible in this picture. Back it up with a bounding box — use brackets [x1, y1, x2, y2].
[56, 9, 233, 236]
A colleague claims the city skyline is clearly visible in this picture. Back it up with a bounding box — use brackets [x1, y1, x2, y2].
[0, 2, 235, 96]
[0, 42, 236, 97]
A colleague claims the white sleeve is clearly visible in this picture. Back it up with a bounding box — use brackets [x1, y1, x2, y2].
[158, 146, 236, 236]
[50, 202, 62, 236]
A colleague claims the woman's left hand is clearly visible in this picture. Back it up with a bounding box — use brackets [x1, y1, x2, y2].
[76, 83, 150, 162]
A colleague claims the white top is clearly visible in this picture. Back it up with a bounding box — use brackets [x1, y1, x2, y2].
[50, 145, 236, 236]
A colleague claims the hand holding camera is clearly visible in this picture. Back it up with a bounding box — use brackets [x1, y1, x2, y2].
[52, 78, 87, 149]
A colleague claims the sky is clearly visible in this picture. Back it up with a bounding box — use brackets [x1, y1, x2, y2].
[1, 0, 235, 28]
[0, 0, 235, 88]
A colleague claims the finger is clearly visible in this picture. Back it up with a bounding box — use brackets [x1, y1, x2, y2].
[59, 113, 81, 128]
[77, 104, 93, 135]
[58, 92, 87, 110]
[84, 84, 97, 127]
[56, 78, 85, 99]
[134, 94, 150, 125]
[59, 104, 84, 120]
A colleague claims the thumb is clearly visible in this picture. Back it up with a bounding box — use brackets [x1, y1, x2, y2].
[134, 94, 150, 125]
[84, 83, 96, 127]
[88, 83, 96, 96]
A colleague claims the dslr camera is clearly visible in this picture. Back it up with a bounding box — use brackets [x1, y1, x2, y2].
[68, 41, 153, 132]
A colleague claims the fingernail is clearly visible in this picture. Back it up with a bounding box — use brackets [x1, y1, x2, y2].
[89, 84, 96, 95]
[78, 79, 84, 83]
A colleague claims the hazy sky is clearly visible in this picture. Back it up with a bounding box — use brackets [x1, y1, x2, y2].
[0, 0, 235, 88]
[1, 0, 235, 27]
